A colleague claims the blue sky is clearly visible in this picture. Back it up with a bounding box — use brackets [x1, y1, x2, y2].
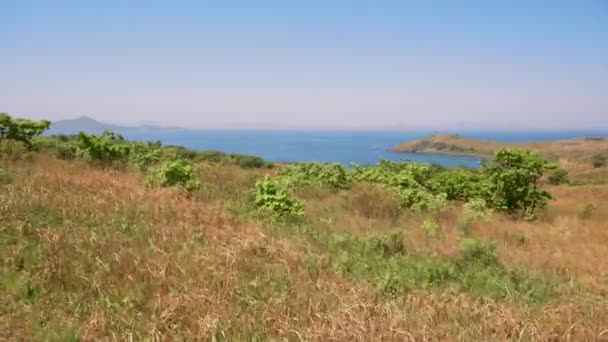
[1, 1, 607, 130]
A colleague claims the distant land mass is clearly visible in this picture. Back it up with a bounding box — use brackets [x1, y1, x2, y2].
[45, 116, 183, 135]
[392, 133, 608, 161]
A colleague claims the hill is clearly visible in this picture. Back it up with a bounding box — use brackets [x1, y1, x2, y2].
[46, 116, 182, 135]
[392, 133, 608, 160]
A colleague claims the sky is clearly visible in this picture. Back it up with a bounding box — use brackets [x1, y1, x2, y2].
[1, 1, 607, 130]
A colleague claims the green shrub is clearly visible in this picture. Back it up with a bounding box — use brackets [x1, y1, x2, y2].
[483, 148, 556, 218]
[0, 112, 50, 149]
[255, 176, 303, 217]
[591, 154, 606, 168]
[149, 160, 200, 191]
[422, 218, 440, 240]
[464, 198, 490, 220]
[76, 131, 130, 165]
[547, 168, 569, 185]
[280, 162, 351, 190]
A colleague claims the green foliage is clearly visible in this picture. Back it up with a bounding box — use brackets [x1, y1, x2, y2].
[0, 112, 50, 149]
[353, 160, 448, 211]
[547, 168, 569, 185]
[591, 154, 606, 168]
[149, 160, 200, 191]
[431, 169, 488, 201]
[76, 131, 130, 164]
[254, 176, 303, 217]
[464, 198, 490, 220]
[279, 162, 351, 190]
[195, 150, 268, 168]
[422, 218, 440, 240]
[483, 148, 556, 217]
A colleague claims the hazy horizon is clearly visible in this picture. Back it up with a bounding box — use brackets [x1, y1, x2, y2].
[2, 1, 607, 130]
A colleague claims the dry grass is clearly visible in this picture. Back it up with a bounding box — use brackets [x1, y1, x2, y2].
[2, 156, 608, 340]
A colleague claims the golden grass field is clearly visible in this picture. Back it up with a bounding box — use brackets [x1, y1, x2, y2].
[2, 152, 608, 341]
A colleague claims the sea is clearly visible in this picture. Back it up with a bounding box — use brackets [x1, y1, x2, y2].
[119, 129, 608, 168]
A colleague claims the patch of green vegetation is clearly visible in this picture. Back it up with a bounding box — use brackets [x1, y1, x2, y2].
[259, 217, 556, 302]
[147, 159, 200, 191]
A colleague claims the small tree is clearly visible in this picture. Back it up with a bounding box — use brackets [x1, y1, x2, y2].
[483, 148, 555, 218]
[0, 112, 50, 149]
[591, 154, 606, 168]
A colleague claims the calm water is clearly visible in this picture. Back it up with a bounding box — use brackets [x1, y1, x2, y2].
[121, 130, 607, 168]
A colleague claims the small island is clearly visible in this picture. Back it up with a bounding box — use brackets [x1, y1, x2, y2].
[392, 133, 608, 160]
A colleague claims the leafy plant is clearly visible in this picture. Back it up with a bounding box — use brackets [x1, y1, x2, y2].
[76, 131, 130, 164]
[464, 198, 490, 220]
[254, 176, 303, 217]
[0, 112, 50, 149]
[483, 148, 556, 218]
[149, 160, 200, 191]
[279, 162, 351, 190]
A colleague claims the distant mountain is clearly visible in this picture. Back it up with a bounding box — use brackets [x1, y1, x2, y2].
[45, 116, 183, 135]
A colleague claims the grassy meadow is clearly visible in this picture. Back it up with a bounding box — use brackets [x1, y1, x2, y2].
[2, 129, 608, 341]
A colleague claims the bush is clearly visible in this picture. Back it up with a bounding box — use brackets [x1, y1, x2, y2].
[149, 160, 200, 191]
[0, 112, 50, 149]
[547, 168, 569, 185]
[483, 148, 555, 218]
[76, 131, 130, 165]
[464, 198, 490, 220]
[255, 176, 303, 217]
[591, 154, 606, 168]
[280, 162, 351, 190]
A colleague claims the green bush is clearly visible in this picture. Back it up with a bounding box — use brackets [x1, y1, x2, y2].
[255, 176, 303, 217]
[280, 162, 351, 190]
[149, 160, 200, 191]
[483, 148, 555, 218]
[76, 131, 130, 165]
[591, 154, 606, 168]
[0, 112, 50, 149]
[464, 198, 490, 220]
